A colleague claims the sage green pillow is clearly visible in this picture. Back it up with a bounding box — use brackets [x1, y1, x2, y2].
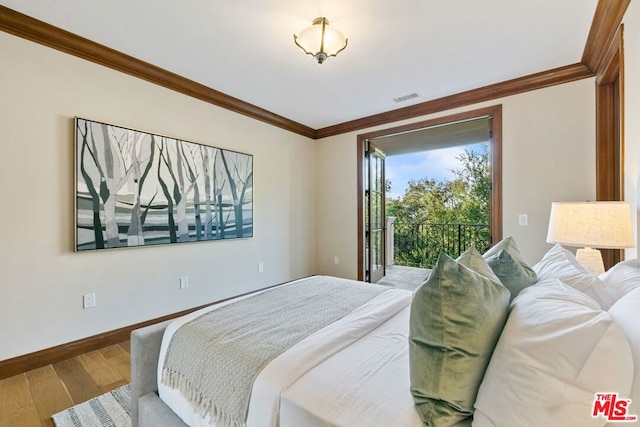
[483, 236, 537, 302]
[409, 250, 510, 426]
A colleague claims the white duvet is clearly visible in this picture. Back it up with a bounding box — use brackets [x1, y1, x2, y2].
[158, 278, 471, 427]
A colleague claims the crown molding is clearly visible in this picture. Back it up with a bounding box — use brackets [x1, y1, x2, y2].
[315, 63, 593, 139]
[0, 1, 628, 140]
[0, 5, 316, 139]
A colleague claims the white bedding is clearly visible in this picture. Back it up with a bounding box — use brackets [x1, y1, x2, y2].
[279, 304, 423, 426]
[157, 277, 471, 427]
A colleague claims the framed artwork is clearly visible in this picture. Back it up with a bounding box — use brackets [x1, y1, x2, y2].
[75, 117, 253, 251]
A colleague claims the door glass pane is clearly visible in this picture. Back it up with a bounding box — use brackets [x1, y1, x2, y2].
[372, 230, 382, 271]
[367, 143, 385, 282]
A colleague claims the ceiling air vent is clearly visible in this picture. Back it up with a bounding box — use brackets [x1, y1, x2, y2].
[393, 92, 420, 103]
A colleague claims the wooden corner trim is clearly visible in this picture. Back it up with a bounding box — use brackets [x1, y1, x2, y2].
[582, 0, 630, 72]
[0, 5, 316, 139]
[596, 25, 624, 85]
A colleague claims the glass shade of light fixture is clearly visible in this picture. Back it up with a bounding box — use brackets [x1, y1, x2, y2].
[294, 17, 348, 64]
[546, 201, 635, 275]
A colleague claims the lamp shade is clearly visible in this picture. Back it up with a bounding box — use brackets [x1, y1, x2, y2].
[294, 17, 348, 64]
[546, 201, 635, 249]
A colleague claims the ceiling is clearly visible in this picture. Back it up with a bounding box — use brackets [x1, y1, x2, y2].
[0, 0, 599, 130]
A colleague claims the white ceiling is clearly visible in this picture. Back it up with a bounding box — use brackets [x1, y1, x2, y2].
[1, 0, 599, 129]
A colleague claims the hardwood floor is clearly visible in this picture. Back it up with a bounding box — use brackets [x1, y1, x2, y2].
[0, 342, 130, 427]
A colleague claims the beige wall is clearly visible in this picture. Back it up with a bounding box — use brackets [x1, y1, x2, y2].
[315, 79, 597, 279]
[624, 2, 640, 258]
[0, 32, 316, 360]
[0, 21, 612, 361]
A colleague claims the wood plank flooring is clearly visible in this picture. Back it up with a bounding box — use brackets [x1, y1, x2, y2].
[0, 342, 130, 427]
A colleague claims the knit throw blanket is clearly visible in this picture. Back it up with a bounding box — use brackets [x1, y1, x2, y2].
[161, 276, 387, 427]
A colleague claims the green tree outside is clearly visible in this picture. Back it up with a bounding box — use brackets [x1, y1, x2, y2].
[387, 145, 490, 268]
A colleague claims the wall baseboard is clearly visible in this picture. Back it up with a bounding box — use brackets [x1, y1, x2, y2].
[0, 280, 290, 380]
[0, 304, 206, 380]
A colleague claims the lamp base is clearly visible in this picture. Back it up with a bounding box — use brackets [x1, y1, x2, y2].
[575, 248, 605, 276]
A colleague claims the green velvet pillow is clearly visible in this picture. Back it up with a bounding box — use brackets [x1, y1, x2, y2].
[409, 249, 510, 426]
[483, 236, 537, 302]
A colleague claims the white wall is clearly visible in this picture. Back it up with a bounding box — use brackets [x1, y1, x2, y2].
[624, 2, 640, 258]
[315, 79, 596, 279]
[0, 32, 316, 360]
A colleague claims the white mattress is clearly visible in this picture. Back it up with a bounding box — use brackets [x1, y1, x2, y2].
[158, 277, 472, 427]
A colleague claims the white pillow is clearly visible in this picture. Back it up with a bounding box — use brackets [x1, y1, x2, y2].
[598, 259, 640, 309]
[473, 279, 633, 427]
[533, 244, 605, 306]
[613, 258, 640, 268]
[608, 286, 640, 420]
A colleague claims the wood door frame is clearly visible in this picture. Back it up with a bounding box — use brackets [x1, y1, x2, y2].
[596, 24, 624, 268]
[356, 105, 503, 281]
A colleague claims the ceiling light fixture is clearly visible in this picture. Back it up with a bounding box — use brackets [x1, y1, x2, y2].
[294, 17, 348, 64]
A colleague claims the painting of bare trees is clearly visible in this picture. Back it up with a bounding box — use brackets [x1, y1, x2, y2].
[75, 118, 253, 251]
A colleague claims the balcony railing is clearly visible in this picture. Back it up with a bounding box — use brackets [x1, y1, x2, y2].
[388, 219, 490, 269]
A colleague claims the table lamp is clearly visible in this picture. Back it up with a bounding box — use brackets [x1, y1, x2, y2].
[546, 201, 635, 275]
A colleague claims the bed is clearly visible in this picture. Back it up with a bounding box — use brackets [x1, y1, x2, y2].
[131, 276, 455, 427]
[131, 239, 640, 427]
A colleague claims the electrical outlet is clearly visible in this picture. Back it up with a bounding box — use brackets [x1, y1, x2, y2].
[180, 276, 189, 289]
[518, 214, 528, 226]
[334, 256, 340, 265]
[83, 293, 96, 309]
[258, 263, 264, 273]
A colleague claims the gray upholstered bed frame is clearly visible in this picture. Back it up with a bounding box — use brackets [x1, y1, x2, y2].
[131, 282, 293, 426]
[131, 320, 187, 427]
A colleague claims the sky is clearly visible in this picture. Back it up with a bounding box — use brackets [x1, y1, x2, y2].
[385, 142, 488, 199]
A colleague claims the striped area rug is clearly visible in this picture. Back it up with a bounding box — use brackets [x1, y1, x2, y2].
[52, 384, 131, 427]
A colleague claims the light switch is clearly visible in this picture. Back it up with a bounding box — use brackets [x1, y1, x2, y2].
[180, 276, 189, 289]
